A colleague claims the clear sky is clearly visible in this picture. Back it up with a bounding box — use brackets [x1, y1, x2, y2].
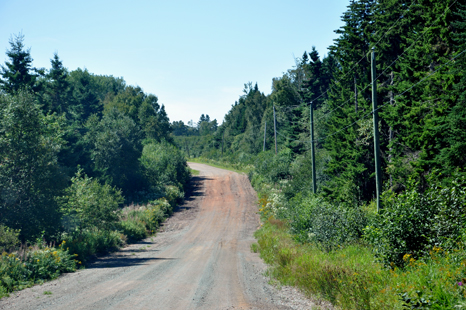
[0, 0, 349, 125]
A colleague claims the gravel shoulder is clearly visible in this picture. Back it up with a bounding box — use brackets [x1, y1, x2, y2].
[0, 163, 327, 310]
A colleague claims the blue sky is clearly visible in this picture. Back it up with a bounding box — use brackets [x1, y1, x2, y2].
[0, 0, 349, 124]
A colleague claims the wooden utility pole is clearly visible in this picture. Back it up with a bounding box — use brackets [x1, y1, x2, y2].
[263, 121, 267, 152]
[354, 75, 358, 113]
[389, 71, 394, 189]
[184, 138, 190, 158]
[371, 48, 382, 212]
[273, 105, 277, 155]
[221, 130, 224, 156]
[310, 102, 317, 194]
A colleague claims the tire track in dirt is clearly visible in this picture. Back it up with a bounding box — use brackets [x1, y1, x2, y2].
[0, 163, 318, 310]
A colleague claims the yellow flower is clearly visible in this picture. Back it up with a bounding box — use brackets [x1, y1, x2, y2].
[403, 253, 411, 261]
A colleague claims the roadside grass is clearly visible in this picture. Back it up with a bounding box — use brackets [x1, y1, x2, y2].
[189, 168, 200, 176]
[254, 220, 466, 309]
[188, 157, 251, 174]
[0, 188, 183, 299]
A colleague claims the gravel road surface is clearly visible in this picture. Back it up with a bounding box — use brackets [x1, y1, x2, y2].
[0, 163, 326, 310]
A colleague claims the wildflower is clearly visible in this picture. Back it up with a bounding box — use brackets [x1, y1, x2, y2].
[458, 282, 463, 286]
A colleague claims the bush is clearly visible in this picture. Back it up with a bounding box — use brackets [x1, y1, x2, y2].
[0, 226, 20, 252]
[259, 190, 367, 251]
[364, 171, 466, 267]
[59, 169, 124, 232]
[0, 244, 76, 298]
[62, 229, 123, 263]
[286, 194, 367, 251]
[251, 149, 293, 187]
[119, 219, 146, 241]
[140, 140, 191, 192]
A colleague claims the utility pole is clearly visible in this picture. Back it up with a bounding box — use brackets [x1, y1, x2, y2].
[184, 138, 190, 158]
[389, 71, 394, 189]
[221, 130, 224, 156]
[310, 102, 317, 194]
[371, 48, 382, 212]
[354, 75, 358, 113]
[263, 121, 267, 152]
[273, 105, 277, 155]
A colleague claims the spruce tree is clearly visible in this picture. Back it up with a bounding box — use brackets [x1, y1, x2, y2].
[0, 33, 37, 94]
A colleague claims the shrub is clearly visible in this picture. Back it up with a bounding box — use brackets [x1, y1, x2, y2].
[140, 141, 191, 192]
[364, 171, 466, 267]
[59, 169, 124, 232]
[251, 149, 293, 187]
[286, 194, 367, 250]
[119, 219, 146, 241]
[0, 226, 20, 252]
[62, 229, 123, 263]
[0, 244, 76, 298]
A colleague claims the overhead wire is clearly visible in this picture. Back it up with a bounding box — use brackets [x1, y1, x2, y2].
[308, 0, 422, 105]
[311, 47, 466, 143]
[311, 0, 459, 122]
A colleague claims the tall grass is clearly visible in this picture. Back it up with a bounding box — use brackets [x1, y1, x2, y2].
[254, 220, 466, 309]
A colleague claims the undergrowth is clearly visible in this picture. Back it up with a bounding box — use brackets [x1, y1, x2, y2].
[254, 220, 466, 309]
[0, 186, 184, 299]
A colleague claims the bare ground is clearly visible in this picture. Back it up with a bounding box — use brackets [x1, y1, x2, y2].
[0, 163, 327, 310]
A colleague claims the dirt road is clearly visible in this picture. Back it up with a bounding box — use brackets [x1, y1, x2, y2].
[0, 163, 318, 310]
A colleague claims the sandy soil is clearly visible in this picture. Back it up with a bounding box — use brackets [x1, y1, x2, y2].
[0, 163, 324, 310]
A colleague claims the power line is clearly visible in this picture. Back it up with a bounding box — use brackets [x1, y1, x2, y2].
[312, 48, 466, 143]
[276, 130, 309, 144]
[308, 0, 424, 105]
[304, 0, 458, 118]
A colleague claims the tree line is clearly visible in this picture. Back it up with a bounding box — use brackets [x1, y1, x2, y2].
[176, 0, 466, 204]
[0, 33, 189, 242]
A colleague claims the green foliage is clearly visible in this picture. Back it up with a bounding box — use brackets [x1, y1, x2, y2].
[118, 199, 171, 241]
[250, 149, 293, 187]
[62, 230, 123, 263]
[59, 169, 124, 232]
[85, 107, 143, 193]
[0, 91, 66, 241]
[255, 219, 466, 309]
[0, 32, 191, 298]
[259, 191, 367, 252]
[0, 244, 76, 298]
[140, 141, 190, 192]
[365, 171, 466, 267]
[0, 33, 38, 94]
[118, 220, 146, 242]
[0, 226, 20, 252]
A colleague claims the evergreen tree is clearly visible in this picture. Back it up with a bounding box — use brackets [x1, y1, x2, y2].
[43, 53, 71, 114]
[0, 33, 37, 94]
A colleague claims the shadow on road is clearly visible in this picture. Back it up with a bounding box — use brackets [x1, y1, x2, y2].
[180, 176, 209, 204]
[88, 256, 177, 269]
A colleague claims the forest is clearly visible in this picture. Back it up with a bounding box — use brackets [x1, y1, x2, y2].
[174, 0, 466, 308]
[0, 34, 190, 296]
